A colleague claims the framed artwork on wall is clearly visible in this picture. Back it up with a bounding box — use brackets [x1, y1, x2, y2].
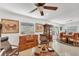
[1, 19, 19, 33]
[35, 23, 43, 32]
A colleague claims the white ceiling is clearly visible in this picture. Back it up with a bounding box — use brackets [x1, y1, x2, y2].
[0, 3, 79, 24]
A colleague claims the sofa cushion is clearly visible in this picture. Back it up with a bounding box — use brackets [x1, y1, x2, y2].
[19, 36, 27, 44]
[26, 39, 34, 42]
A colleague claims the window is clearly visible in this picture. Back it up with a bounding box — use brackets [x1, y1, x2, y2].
[21, 22, 34, 34]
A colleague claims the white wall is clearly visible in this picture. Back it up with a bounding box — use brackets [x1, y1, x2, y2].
[63, 21, 79, 33]
[0, 8, 47, 45]
[0, 8, 62, 45]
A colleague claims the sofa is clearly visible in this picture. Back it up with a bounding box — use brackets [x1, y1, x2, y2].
[19, 35, 38, 52]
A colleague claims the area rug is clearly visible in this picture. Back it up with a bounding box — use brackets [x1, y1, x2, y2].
[34, 51, 58, 56]
[39, 52, 54, 56]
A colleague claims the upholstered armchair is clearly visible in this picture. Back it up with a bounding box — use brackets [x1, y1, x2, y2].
[68, 32, 78, 46]
[59, 32, 67, 42]
[40, 34, 49, 45]
[40, 34, 49, 49]
[0, 37, 19, 56]
[67, 32, 74, 44]
[76, 33, 79, 45]
[72, 33, 79, 46]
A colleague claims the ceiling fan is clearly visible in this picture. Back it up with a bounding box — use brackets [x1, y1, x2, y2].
[29, 3, 58, 16]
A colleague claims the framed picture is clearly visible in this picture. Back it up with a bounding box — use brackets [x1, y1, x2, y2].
[35, 23, 43, 32]
[1, 19, 19, 33]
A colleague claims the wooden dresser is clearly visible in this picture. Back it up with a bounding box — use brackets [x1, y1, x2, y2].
[19, 35, 38, 52]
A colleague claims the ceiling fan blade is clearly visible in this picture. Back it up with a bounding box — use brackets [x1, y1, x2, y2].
[29, 8, 37, 13]
[35, 3, 45, 7]
[44, 6, 58, 10]
[40, 11, 44, 16]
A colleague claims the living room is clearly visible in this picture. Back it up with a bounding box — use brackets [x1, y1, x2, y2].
[0, 3, 79, 56]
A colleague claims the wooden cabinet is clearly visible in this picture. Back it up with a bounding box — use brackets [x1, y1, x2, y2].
[19, 35, 38, 52]
[0, 24, 2, 37]
[43, 24, 52, 41]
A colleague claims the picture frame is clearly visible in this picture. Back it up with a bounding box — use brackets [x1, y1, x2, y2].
[35, 23, 43, 32]
[1, 19, 19, 33]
